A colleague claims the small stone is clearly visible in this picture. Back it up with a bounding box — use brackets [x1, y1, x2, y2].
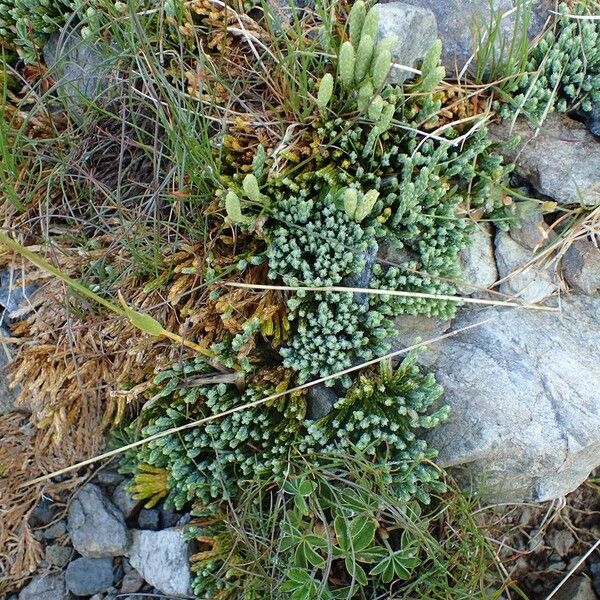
[120, 568, 144, 594]
[68, 483, 129, 557]
[89, 595, 103, 600]
[548, 529, 576, 557]
[42, 520, 67, 540]
[589, 562, 600, 596]
[562, 238, 600, 296]
[551, 576, 597, 600]
[112, 480, 141, 520]
[490, 114, 600, 207]
[45, 544, 72, 567]
[137, 508, 160, 530]
[159, 506, 181, 529]
[28, 498, 58, 528]
[495, 231, 558, 303]
[457, 222, 498, 295]
[374, 2, 438, 84]
[509, 208, 554, 251]
[93, 468, 125, 487]
[18, 573, 71, 600]
[584, 103, 600, 138]
[66, 557, 115, 596]
[127, 528, 191, 597]
[306, 385, 339, 420]
[341, 242, 378, 308]
[0, 268, 37, 317]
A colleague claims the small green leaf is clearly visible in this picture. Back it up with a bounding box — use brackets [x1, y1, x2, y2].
[118, 292, 163, 336]
[348, 515, 377, 552]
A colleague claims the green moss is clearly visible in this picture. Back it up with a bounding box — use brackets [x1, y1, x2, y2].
[498, 2, 600, 124]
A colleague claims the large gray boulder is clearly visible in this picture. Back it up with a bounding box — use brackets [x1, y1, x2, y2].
[126, 528, 191, 597]
[379, 0, 554, 73]
[375, 2, 438, 83]
[424, 295, 600, 502]
[490, 114, 600, 207]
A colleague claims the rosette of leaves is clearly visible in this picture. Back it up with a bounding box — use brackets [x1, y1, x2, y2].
[132, 358, 306, 509]
[498, 2, 600, 125]
[278, 466, 426, 599]
[300, 349, 449, 504]
[280, 291, 393, 385]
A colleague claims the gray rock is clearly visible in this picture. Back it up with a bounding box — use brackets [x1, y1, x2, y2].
[137, 508, 160, 530]
[28, 498, 58, 528]
[374, 2, 438, 84]
[490, 114, 600, 207]
[41, 519, 67, 540]
[68, 484, 129, 557]
[495, 230, 558, 303]
[127, 528, 191, 597]
[425, 295, 600, 502]
[585, 104, 600, 138]
[65, 557, 115, 596]
[547, 529, 576, 557]
[112, 479, 141, 520]
[0, 326, 18, 415]
[551, 576, 597, 600]
[93, 468, 125, 488]
[590, 562, 600, 596]
[120, 568, 144, 594]
[342, 243, 379, 309]
[0, 268, 36, 317]
[381, 0, 553, 73]
[562, 238, 600, 296]
[389, 313, 451, 356]
[457, 222, 498, 295]
[18, 573, 71, 600]
[509, 208, 554, 251]
[306, 384, 339, 420]
[45, 544, 72, 567]
[159, 506, 182, 529]
[43, 27, 115, 105]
